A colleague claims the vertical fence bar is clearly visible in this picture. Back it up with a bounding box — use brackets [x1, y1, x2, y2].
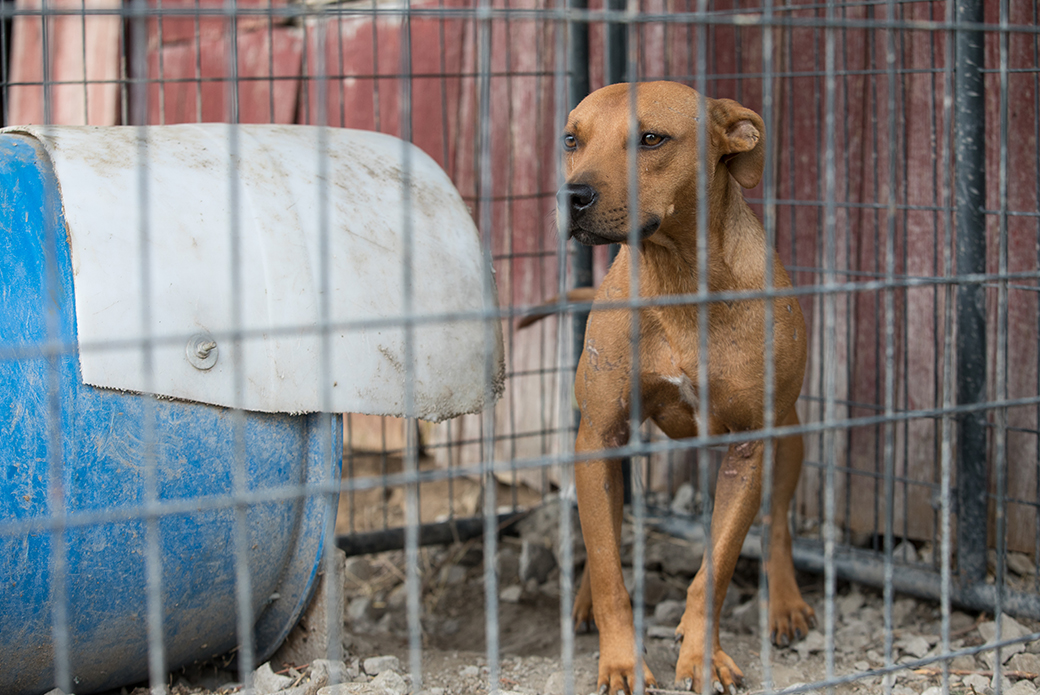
[568, 0, 591, 400]
[758, 4, 776, 692]
[953, 0, 988, 591]
[475, 0, 500, 689]
[882, 0, 898, 690]
[822, 0, 837, 687]
[605, 0, 625, 87]
[555, 6, 577, 694]
[939, 0, 957, 692]
[993, 0, 1009, 684]
[604, 0, 627, 501]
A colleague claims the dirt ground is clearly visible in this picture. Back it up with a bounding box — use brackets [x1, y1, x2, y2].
[112, 454, 1040, 695]
[328, 542, 1039, 695]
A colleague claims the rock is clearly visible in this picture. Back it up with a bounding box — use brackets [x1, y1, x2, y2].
[439, 564, 467, 585]
[793, 630, 826, 660]
[344, 556, 373, 583]
[622, 569, 671, 607]
[648, 625, 676, 639]
[720, 587, 741, 617]
[770, 664, 810, 690]
[255, 662, 292, 695]
[962, 674, 990, 693]
[1007, 681, 1039, 695]
[660, 541, 703, 577]
[271, 548, 348, 668]
[436, 617, 461, 636]
[653, 599, 685, 626]
[732, 595, 762, 634]
[891, 597, 917, 628]
[1008, 552, 1038, 577]
[893, 540, 918, 563]
[950, 654, 979, 671]
[386, 583, 408, 610]
[348, 596, 382, 624]
[835, 619, 871, 652]
[516, 498, 585, 567]
[416, 690, 446, 695]
[363, 655, 401, 676]
[858, 606, 882, 631]
[274, 688, 311, 695]
[460, 665, 480, 678]
[669, 483, 696, 515]
[1010, 652, 1040, 675]
[371, 670, 408, 695]
[544, 669, 597, 695]
[980, 614, 1030, 667]
[43, 690, 67, 695]
[921, 688, 943, 695]
[643, 573, 672, 607]
[980, 614, 1032, 643]
[950, 611, 976, 633]
[496, 546, 520, 584]
[520, 538, 557, 584]
[318, 684, 395, 695]
[500, 584, 523, 603]
[918, 543, 934, 565]
[309, 660, 352, 690]
[896, 635, 930, 659]
[837, 591, 864, 619]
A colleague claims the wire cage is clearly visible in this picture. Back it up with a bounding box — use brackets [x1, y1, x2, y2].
[1, 0, 1040, 693]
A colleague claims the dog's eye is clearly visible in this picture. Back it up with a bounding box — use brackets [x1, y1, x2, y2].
[641, 132, 666, 147]
[563, 134, 577, 150]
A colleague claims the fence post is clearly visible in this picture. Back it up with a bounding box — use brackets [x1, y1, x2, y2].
[953, 0, 988, 589]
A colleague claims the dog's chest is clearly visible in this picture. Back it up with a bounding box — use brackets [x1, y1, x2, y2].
[661, 373, 699, 411]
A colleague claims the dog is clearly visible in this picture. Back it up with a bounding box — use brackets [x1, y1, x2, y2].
[543, 81, 815, 694]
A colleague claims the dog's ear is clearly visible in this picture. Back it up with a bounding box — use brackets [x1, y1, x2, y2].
[710, 99, 765, 189]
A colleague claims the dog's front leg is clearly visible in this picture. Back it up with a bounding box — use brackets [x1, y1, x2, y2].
[575, 425, 657, 694]
[674, 440, 764, 694]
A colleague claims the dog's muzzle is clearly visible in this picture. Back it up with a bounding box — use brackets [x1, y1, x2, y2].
[558, 183, 598, 222]
[557, 183, 660, 245]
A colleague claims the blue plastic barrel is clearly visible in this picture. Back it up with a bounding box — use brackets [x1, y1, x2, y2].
[0, 134, 341, 694]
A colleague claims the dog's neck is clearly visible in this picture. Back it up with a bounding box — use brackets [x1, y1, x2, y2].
[633, 171, 756, 298]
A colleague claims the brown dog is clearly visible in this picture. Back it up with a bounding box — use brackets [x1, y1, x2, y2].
[552, 82, 814, 693]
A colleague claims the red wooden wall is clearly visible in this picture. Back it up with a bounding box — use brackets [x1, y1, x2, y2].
[6, 0, 1039, 552]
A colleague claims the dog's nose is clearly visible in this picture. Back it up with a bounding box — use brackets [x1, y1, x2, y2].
[558, 183, 598, 220]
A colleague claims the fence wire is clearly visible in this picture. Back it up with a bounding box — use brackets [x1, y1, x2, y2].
[1, 1, 1040, 694]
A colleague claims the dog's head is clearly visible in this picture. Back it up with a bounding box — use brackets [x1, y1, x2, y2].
[557, 81, 765, 246]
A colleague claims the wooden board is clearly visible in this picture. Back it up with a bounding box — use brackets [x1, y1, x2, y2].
[8, 0, 121, 125]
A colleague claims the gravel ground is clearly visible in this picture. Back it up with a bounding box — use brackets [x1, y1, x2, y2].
[95, 501, 1040, 695]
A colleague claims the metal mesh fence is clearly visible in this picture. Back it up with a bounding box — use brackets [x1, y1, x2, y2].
[1, 0, 1040, 693]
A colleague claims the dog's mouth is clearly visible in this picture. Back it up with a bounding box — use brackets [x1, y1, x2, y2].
[567, 217, 661, 246]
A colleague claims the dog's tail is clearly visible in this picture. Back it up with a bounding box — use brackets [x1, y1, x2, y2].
[516, 286, 598, 329]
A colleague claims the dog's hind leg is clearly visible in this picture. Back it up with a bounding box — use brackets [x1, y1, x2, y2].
[765, 407, 816, 647]
[574, 563, 595, 631]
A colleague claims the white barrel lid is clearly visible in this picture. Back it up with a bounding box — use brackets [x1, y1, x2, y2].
[5, 124, 503, 420]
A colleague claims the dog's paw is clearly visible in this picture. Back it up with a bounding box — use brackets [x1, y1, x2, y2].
[595, 647, 656, 695]
[769, 596, 816, 648]
[673, 635, 744, 694]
